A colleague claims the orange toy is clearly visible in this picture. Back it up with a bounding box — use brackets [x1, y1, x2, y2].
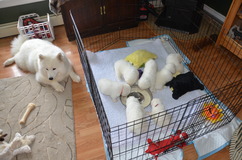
[202, 102, 223, 123]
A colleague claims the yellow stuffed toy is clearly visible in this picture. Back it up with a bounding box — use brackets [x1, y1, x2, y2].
[125, 49, 157, 68]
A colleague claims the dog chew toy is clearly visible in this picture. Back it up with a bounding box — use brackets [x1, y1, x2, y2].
[19, 103, 36, 124]
[0, 132, 35, 160]
[202, 102, 223, 123]
[165, 72, 204, 100]
[145, 130, 188, 160]
[125, 49, 157, 68]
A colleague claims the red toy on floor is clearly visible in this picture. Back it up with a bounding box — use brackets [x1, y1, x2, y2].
[145, 130, 188, 160]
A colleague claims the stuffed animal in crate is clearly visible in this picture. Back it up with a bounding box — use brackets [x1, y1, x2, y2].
[0, 130, 35, 160]
[125, 49, 157, 69]
[202, 102, 223, 123]
[145, 130, 188, 160]
[166, 72, 204, 100]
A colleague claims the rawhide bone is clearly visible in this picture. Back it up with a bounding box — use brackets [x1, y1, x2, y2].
[19, 103, 36, 124]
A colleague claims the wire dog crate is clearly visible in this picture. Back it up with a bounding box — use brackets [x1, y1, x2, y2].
[70, 1, 241, 159]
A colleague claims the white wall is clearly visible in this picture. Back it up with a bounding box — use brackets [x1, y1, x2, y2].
[0, 0, 45, 9]
[0, 14, 64, 38]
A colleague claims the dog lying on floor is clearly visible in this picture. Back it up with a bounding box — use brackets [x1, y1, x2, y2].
[3, 35, 80, 92]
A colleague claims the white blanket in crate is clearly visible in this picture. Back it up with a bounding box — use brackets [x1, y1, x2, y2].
[87, 39, 206, 159]
[88, 39, 205, 127]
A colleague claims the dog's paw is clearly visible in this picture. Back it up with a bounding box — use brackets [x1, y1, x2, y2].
[72, 75, 81, 83]
[53, 84, 64, 92]
[3, 57, 15, 67]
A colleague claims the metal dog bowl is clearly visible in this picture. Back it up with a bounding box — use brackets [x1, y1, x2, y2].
[120, 85, 152, 108]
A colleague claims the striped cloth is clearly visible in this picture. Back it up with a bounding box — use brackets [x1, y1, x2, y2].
[49, 0, 69, 14]
[230, 122, 242, 160]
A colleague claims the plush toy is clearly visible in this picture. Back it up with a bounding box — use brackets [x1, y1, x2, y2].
[0, 132, 35, 160]
[202, 102, 223, 123]
[166, 72, 204, 100]
[125, 49, 157, 68]
[145, 130, 188, 160]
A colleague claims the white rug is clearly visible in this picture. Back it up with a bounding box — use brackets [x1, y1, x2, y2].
[0, 74, 76, 160]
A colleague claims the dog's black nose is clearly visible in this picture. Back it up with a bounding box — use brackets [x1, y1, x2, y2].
[49, 77, 53, 80]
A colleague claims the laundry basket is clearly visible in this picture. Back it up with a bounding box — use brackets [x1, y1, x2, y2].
[17, 13, 55, 41]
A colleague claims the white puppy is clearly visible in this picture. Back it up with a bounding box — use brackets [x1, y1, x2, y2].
[3, 35, 80, 92]
[166, 53, 184, 75]
[138, 59, 157, 92]
[126, 96, 144, 134]
[151, 98, 171, 127]
[114, 59, 139, 86]
[155, 63, 176, 90]
[98, 78, 131, 102]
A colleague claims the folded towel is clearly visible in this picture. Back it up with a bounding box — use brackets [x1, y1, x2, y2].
[193, 117, 241, 160]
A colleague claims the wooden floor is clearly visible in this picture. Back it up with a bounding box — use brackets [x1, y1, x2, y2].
[0, 25, 241, 160]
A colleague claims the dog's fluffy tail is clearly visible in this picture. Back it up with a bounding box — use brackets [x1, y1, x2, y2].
[10, 35, 27, 56]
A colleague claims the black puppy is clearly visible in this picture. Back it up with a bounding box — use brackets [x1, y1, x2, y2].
[166, 72, 204, 100]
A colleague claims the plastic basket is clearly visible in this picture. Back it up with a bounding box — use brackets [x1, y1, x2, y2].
[17, 13, 55, 41]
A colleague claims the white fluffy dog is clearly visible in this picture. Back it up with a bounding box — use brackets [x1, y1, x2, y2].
[3, 35, 80, 92]
[151, 98, 171, 127]
[166, 53, 184, 75]
[155, 63, 176, 90]
[126, 96, 144, 134]
[138, 59, 157, 92]
[114, 59, 139, 86]
[98, 78, 131, 102]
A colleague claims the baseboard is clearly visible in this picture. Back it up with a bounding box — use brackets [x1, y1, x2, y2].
[203, 4, 226, 22]
[0, 14, 64, 38]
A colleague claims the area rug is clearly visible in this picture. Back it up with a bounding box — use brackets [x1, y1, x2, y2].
[0, 74, 76, 160]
